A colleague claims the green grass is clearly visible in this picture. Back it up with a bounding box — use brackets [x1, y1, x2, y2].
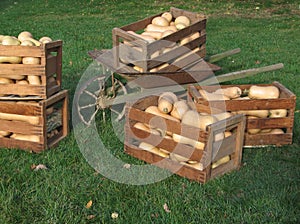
[0, 0, 300, 223]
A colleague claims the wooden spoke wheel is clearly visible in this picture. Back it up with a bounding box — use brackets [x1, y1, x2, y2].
[74, 74, 127, 126]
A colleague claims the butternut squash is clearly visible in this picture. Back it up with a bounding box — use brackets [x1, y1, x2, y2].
[126, 31, 156, 43]
[0, 56, 22, 64]
[170, 100, 189, 120]
[0, 112, 39, 125]
[184, 161, 204, 171]
[141, 31, 162, 40]
[175, 23, 187, 30]
[0, 130, 11, 137]
[10, 133, 40, 142]
[1, 36, 20, 45]
[180, 32, 200, 45]
[248, 85, 280, 99]
[133, 122, 161, 136]
[161, 30, 175, 38]
[39, 36, 52, 44]
[174, 15, 191, 27]
[145, 106, 180, 122]
[214, 132, 225, 141]
[0, 36, 22, 64]
[199, 89, 230, 101]
[133, 65, 143, 72]
[16, 80, 29, 85]
[151, 16, 169, 27]
[269, 109, 288, 118]
[182, 110, 217, 131]
[235, 109, 269, 118]
[260, 129, 272, 133]
[212, 112, 232, 121]
[145, 24, 177, 33]
[161, 12, 173, 23]
[213, 87, 242, 99]
[139, 142, 168, 158]
[269, 129, 285, 134]
[21, 40, 35, 46]
[246, 115, 261, 134]
[169, 152, 189, 162]
[172, 133, 205, 150]
[0, 77, 14, 84]
[22, 57, 40, 65]
[158, 92, 178, 114]
[224, 131, 232, 137]
[212, 155, 230, 169]
[17, 31, 41, 46]
[0, 74, 25, 80]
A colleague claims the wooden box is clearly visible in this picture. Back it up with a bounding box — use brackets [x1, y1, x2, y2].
[124, 95, 246, 184]
[0, 90, 69, 152]
[188, 81, 296, 147]
[0, 40, 62, 100]
[112, 7, 206, 73]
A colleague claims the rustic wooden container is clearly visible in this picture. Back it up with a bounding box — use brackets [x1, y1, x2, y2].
[0, 40, 62, 99]
[112, 7, 206, 73]
[0, 90, 69, 152]
[188, 81, 296, 147]
[124, 95, 246, 184]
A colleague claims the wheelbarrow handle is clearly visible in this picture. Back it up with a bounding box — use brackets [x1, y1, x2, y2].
[207, 48, 241, 63]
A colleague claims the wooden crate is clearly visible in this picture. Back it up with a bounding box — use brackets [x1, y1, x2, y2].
[112, 7, 206, 73]
[0, 40, 62, 99]
[0, 90, 69, 152]
[188, 81, 296, 147]
[124, 95, 246, 184]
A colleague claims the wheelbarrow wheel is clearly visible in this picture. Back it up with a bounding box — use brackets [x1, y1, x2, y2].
[74, 74, 127, 126]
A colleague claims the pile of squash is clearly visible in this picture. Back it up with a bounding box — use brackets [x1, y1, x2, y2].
[198, 85, 286, 135]
[0, 31, 53, 92]
[123, 11, 201, 72]
[133, 92, 232, 170]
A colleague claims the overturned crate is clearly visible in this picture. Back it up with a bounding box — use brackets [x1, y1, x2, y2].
[188, 81, 296, 147]
[124, 95, 246, 184]
[112, 7, 207, 73]
[0, 40, 62, 100]
[0, 90, 69, 152]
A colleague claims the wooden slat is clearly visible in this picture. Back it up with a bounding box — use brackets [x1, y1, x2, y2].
[126, 125, 204, 161]
[212, 134, 237, 162]
[244, 133, 293, 146]
[0, 45, 43, 57]
[188, 82, 296, 147]
[0, 101, 41, 115]
[0, 120, 42, 135]
[113, 7, 206, 72]
[124, 144, 208, 183]
[0, 90, 68, 153]
[0, 137, 44, 152]
[246, 117, 294, 129]
[0, 84, 45, 97]
[125, 94, 246, 183]
[0, 40, 62, 99]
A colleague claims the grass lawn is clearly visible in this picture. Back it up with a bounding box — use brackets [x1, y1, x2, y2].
[0, 0, 299, 223]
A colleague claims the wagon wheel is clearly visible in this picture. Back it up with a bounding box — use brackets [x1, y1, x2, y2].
[75, 73, 127, 126]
